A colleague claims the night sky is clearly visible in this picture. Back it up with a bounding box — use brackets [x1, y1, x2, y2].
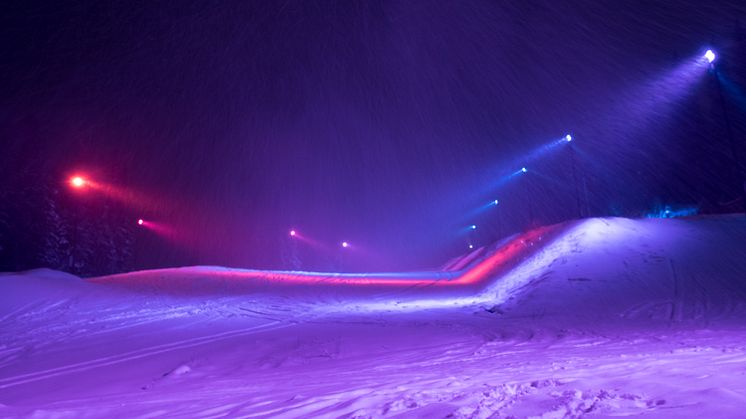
[2, 1, 746, 273]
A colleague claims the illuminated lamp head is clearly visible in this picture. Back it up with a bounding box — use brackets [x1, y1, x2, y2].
[70, 176, 86, 188]
[705, 49, 716, 63]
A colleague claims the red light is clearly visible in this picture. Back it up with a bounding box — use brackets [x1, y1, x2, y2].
[70, 176, 86, 188]
[137, 219, 144, 225]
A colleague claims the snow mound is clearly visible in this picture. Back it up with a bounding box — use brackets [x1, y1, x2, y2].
[486, 216, 746, 327]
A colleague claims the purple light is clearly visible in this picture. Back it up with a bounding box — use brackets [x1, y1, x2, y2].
[289, 230, 296, 237]
[342, 241, 349, 248]
[705, 50, 716, 63]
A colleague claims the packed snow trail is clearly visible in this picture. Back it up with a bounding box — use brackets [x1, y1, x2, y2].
[2, 216, 746, 418]
[90, 224, 558, 295]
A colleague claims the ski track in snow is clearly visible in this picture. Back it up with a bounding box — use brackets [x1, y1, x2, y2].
[0, 321, 285, 390]
[1, 216, 746, 417]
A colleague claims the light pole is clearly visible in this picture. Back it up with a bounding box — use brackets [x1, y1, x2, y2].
[566, 134, 584, 219]
[522, 168, 535, 228]
[709, 50, 746, 214]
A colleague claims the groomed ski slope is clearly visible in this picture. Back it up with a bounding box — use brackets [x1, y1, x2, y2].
[1, 216, 746, 417]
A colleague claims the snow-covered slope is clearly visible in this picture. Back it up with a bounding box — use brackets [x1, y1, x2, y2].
[2, 216, 746, 418]
[485, 216, 746, 327]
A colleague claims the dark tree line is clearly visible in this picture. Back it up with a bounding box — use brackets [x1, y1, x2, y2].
[0, 172, 135, 277]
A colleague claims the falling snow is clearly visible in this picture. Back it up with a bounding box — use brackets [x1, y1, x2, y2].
[2, 1, 746, 417]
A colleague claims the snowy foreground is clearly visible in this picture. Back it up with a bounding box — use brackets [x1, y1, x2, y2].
[2, 217, 746, 418]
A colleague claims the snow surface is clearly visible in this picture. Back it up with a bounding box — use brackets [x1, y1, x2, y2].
[2, 216, 746, 418]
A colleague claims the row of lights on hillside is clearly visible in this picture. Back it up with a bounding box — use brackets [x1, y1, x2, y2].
[290, 229, 349, 249]
[464, 44, 728, 249]
[71, 175, 351, 246]
[71, 175, 145, 228]
[466, 134, 571, 250]
[65, 44, 722, 252]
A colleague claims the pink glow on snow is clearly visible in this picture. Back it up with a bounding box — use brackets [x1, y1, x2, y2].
[456, 227, 548, 285]
[97, 225, 559, 291]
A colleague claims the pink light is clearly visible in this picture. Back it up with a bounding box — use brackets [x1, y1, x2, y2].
[138, 219, 144, 225]
[342, 241, 349, 248]
[70, 176, 86, 188]
[290, 230, 297, 237]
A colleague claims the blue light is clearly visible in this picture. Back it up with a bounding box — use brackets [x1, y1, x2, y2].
[521, 167, 527, 173]
[470, 224, 477, 230]
[646, 204, 698, 219]
[565, 134, 572, 142]
[705, 49, 716, 63]
[493, 199, 499, 205]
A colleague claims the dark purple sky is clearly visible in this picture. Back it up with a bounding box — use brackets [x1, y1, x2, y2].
[2, 1, 746, 271]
